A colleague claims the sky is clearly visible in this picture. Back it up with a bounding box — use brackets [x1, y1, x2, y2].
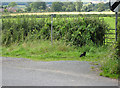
[0, 0, 109, 2]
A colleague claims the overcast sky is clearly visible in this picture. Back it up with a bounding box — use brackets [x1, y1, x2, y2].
[1, 0, 109, 2]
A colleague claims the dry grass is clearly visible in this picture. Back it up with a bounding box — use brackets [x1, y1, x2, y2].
[3, 12, 116, 16]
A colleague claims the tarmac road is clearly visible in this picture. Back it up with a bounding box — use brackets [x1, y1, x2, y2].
[2, 57, 118, 86]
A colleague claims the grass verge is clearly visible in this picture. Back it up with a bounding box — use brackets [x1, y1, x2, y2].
[1, 40, 118, 79]
[1, 40, 107, 61]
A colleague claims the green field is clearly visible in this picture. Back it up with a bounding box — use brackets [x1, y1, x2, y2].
[101, 17, 116, 43]
[102, 17, 115, 29]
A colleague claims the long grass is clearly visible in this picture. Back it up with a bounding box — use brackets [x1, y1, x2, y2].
[2, 40, 79, 61]
[2, 39, 108, 62]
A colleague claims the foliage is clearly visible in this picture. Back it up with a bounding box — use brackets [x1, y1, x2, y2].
[8, 2, 17, 7]
[82, 2, 110, 12]
[2, 15, 108, 46]
[51, 1, 83, 12]
[25, 2, 46, 12]
[117, 15, 120, 75]
[2, 1, 110, 13]
[53, 17, 109, 46]
[74, 0, 83, 12]
[1, 15, 119, 79]
[99, 45, 119, 79]
[99, 16, 120, 79]
[64, 2, 76, 12]
[51, 2, 63, 12]
[97, 3, 105, 12]
[117, 17, 120, 57]
[25, 2, 83, 12]
[82, 3, 94, 12]
[4, 9, 8, 12]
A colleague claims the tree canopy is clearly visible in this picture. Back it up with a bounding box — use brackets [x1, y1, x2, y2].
[51, 2, 63, 12]
[25, 2, 46, 12]
[24, 2, 109, 12]
[51, 1, 83, 12]
[8, 2, 17, 7]
[74, 0, 83, 12]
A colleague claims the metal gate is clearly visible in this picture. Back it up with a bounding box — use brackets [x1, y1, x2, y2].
[105, 29, 116, 44]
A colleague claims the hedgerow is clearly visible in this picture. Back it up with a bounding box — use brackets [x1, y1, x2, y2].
[117, 17, 120, 58]
[117, 16, 120, 75]
[2, 15, 109, 46]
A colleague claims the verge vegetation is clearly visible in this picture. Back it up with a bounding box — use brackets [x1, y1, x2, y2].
[2, 15, 108, 46]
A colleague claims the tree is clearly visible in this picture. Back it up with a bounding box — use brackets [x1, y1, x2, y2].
[97, 3, 105, 12]
[4, 9, 8, 12]
[68, 4, 76, 12]
[51, 2, 63, 12]
[81, 3, 94, 12]
[62, 2, 75, 12]
[26, 2, 46, 12]
[62, 5, 66, 11]
[25, 6, 31, 12]
[31, 2, 46, 10]
[74, 0, 83, 12]
[81, 2, 109, 12]
[8, 2, 17, 7]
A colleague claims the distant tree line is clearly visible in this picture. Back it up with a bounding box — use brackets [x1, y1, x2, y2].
[51, 1, 83, 12]
[25, 2, 47, 12]
[1, 1, 110, 13]
[25, 0, 83, 12]
[81, 2, 110, 12]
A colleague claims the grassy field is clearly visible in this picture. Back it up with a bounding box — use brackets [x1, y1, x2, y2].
[101, 17, 116, 43]
[102, 17, 115, 29]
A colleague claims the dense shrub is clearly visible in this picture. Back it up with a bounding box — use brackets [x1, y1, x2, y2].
[2, 15, 109, 46]
[53, 17, 108, 46]
[117, 17, 120, 57]
[117, 15, 120, 75]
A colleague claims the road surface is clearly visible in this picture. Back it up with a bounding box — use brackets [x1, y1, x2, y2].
[2, 57, 118, 86]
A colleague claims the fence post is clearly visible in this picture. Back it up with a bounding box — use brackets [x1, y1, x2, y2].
[51, 14, 53, 45]
[115, 12, 118, 41]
